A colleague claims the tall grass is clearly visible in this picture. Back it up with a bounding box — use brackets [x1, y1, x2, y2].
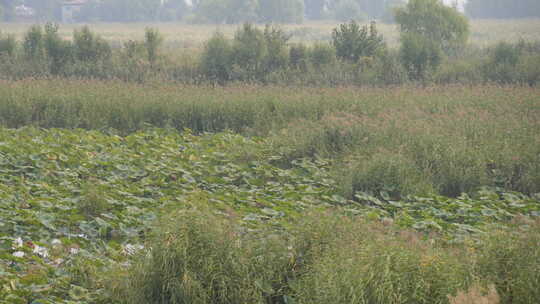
[111, 206, 540, 303]
[1, 80, 538, 197]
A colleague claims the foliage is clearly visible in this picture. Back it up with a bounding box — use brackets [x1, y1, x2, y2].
[0, 31, 16, 57]
[72, 26, 111, 64]
[22, 25, 45, 61]
[482, 42, 522, 84]
[309, 43, 336, 68]
[332, 21, 385, 63]
[43, 23, 73, 75]
[200, 32, 233, 83]
[400, 32, 442, 80]
[1, 81, 539, 197]
[0, 121, 538, 302]
[395, 0, 469, 53]
[231, 23, 267, 80]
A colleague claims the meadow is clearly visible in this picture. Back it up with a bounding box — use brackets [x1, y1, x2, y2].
[0, 17, 539, 304]
[0, 79, 539, 303]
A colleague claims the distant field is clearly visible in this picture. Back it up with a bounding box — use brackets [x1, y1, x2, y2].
[1, 18, 540, 49]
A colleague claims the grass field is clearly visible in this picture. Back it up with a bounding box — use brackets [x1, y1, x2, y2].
[1, 18, 540, 303]
[2, 18, 540, 49]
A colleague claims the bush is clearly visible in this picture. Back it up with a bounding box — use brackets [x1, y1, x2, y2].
[262, 25, 290, 74]
[73, 26, 111, 64]
[289, 43, 309, 71]
[0, 31, 16, 57]
[43, 23, 73, 75]
[309, 43, 336, 68]
[400, 32, 442, 81]
[23, 25, 45, 60]
[200, 32, 233, 83]
[482, 42, 521, 84]
[231, 23, 267, 80]
[332, 21, 385, 63]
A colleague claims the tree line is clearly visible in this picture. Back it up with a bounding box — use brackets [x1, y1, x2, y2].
[2, 0, 538, 86]
[0, 0, 406, 23]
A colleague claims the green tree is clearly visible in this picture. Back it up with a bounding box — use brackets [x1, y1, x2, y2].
[72, 26, 111, 63]
[200, 32, 233, 83]
[231, 23, 267, 79]
[332, 21, 385, 63]
[44, 23, 73, 74]
[395, 0, 469, 81]
[395, 0, 469, 53]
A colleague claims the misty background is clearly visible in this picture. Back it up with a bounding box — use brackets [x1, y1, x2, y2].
[0, 0, 539, 24]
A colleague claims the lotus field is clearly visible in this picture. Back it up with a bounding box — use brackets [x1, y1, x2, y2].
[0, 80, 539, 303]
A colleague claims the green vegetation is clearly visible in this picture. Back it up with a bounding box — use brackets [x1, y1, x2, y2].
[0, 21, 539, 85]
[0, 126, 539, 303]
[0, 4, 539, 303]
[0, 81, 539, 198]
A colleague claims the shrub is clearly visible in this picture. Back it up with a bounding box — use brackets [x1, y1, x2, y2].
[308, 43, 336, 68]
[231, 23, 267, 80]
[43, 23, 73, 75]
[0, 31, 17, 57]
[289, 43, 309, 71]
[73, 26, 111, 64]
[23, 25, 45, 60]
[262, 25, 290, 74]
[200, 32, 233, 83]
[482, 42, 521, 84]
[332, 21, 385, 63]
[400, 32, 442, 81]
